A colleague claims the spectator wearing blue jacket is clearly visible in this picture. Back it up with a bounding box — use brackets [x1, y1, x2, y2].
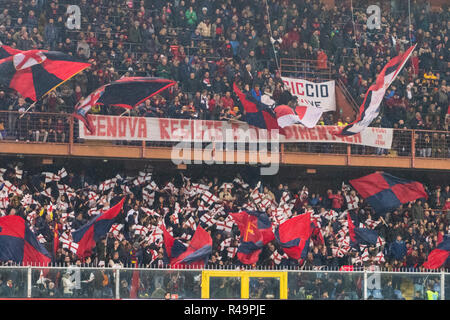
[251, 84, 262, 102]
[389, 235, 407, 261]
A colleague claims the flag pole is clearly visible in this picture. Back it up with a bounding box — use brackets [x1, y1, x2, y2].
[119, 109, 130, 117]
[18, 100, 37, 119]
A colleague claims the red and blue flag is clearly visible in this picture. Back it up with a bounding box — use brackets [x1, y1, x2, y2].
[337, 45, 416, 136]
[0, 49, 90, 102]
[231, 211, 274, 265]
[0, 45, 22, 59]
[233, 82, 282, 133]
[162, 224, 212, 267]
[74, 77, 176, 133]
[0, 215, 51, 265]
[349, 172, 428, 215]
[72, 197, 125, 258]
[274, 212, 313, 260]
[423, 235, 450, 269]
[347, 211, 378, 246]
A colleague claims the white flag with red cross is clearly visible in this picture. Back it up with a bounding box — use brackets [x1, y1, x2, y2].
[200, 213, 216, 227]
[201, 191, 219, 205]
[133, 225, 150, 237]
[271, 250, 289, 265]
[61, 238, 78, 254]
[109, 223, 123, 236]
[365, 219, 380, 229]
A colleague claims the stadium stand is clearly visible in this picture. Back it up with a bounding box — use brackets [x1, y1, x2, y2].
[0, 0, 448, 300]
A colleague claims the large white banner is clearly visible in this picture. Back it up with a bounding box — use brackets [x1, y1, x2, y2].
[78, 115, 393, 149]
[281, 76, 336, 111]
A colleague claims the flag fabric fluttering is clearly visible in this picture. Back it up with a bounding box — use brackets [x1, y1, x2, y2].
[74, 77, 176, 133]
[423, 235, 450, 269]
[72, 198, 125, 258]
[233, 82, 282, 132]
[162, 224, 212, 267]
[274, 212, 314, 260]
[231, 211, 274, 265]
[0, 45, 22, 59]
[0, 215, 51, 265]
[0, 49, 91, 102]
[347, 211, 380, 246]
[349, 172, 428, 215]
[274, 104, 323, 128]
[337, 45, 416, 136]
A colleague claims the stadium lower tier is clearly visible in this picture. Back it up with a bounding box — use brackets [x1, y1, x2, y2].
[0, 267, 448, 300]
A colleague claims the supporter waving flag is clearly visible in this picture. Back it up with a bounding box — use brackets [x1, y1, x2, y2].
[274, 212, 313, 260]
[231, 211, 274, 265]
[423, 235, 450, 269]
[0, 49, 91, 102]
[0, 215, 51, 265]
[349, 172, 428, 215]
[72, 198, 125, 258]
[74, 77, 176, 133]
[337, 45, 416, 136]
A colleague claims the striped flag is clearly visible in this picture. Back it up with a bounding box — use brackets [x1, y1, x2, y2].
[338, 45, 416, 136]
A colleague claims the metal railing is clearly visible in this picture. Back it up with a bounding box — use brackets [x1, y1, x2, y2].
[280, 58, 333, 82]
[0, 266, 447, 300]
[0, 111, 449, 161]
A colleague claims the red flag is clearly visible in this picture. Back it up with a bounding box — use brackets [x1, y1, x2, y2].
[423, 249, 450, 269]
[274, 212, 313, 260]
[231, 211, 274, 265]
[423, 236, 450, 269]
[129, 263, 140, 298]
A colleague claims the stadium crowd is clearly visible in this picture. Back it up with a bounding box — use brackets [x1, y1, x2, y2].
[0, 0, 448, 134]
[0, 162, 449, 298]
[0, 0, 449, 300]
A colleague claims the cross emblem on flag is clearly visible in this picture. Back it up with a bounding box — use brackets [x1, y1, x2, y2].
[219, 238, 232, 251]
[0, 191, 9, 209]
[61, 211, 75, 221]
[133, 225, 150, 236]
[375, 251, 385, 263]
[185, 216, 196, 230]
[13, 50, 47, 70]
[376, 236, 385, 248]
[280, 192, 290, 205]
[200, 213, 216, 227]
[365, 219, 380, 229]
[346, 195, 359, 210]
[171, 212, 179, 224]
[61, 239, 79, 254]
[259, 198, 272, 211]
[201, 191, 218, 205]
[325, 210, 338, 220]
[109, 223, 123, 236]
[41, 187, 52, 198]
[250, 189, 264, 204]
[3, 181, 16, 195]
[271, 250, 288, 265]
[27, 211, 37, 223]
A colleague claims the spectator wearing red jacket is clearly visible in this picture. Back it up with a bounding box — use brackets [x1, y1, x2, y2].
[328, 190, 344, 211]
